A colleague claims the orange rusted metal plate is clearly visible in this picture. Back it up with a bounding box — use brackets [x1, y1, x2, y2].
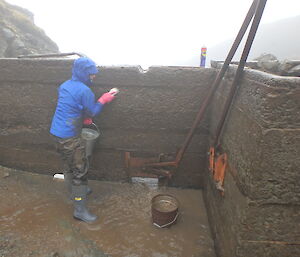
[213, 153, 227, 195]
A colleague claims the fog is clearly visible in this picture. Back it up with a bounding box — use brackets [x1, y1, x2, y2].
[6, 0, 300, 67]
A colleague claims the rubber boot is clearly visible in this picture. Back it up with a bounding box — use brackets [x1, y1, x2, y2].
[72, 185, 98, 223]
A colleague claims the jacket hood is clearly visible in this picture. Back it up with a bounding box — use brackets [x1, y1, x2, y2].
[71, 57, 99, 86]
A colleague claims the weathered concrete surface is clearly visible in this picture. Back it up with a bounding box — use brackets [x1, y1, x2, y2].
[204, 64, 300, 257]
[210, 68, 300, 203]
[0, 58, 215, 188]
[0, 165, 216, 257]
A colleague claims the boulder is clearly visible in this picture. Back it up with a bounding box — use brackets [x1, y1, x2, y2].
[255, 53, 280, 72]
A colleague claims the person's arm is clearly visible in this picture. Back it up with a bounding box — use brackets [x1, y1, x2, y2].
[82, 89, 103, 117]
[82, 88, 115, 118]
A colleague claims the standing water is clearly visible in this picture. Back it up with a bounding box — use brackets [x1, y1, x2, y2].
[0, 166, 215, 257]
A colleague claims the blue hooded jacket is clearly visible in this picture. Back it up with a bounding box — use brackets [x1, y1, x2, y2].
[50, 57, 103, 138]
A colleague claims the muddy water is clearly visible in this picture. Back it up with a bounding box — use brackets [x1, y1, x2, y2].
[0, 166, 215, 257]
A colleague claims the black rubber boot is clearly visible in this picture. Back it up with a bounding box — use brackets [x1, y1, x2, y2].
[72, 185, 98, 223]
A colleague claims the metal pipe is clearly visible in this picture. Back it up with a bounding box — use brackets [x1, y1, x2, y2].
[213, 0, 268, 148]
[173, 0, 258, 166]
[18, 52, 86, 58]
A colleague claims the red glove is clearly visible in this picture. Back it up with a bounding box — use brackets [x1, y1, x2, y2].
[98, 92, 115, 104]
[83, 118, 93, 125]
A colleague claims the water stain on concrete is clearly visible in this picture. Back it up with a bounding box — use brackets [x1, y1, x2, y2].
[0, 166, 215, 257]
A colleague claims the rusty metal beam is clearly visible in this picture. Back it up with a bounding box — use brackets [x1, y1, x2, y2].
[213, 0, 268, 148]
[174, 0, 259, 166]
[18, 52, 86, 58]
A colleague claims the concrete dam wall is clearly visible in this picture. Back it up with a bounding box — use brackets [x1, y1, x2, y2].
[0, 58, 299, 257]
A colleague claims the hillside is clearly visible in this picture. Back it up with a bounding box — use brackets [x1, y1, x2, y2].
[208, 15, 300, 63]
[0, 0, 58, 57]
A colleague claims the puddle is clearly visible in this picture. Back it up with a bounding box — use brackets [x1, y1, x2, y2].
[0, 167, 215, 257]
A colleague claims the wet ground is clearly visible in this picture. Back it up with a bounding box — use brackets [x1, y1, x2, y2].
[0, 166, 216, 257]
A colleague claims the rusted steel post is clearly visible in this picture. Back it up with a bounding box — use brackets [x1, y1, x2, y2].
[174, 0, 258, 166]
[213, 0, 268, 148]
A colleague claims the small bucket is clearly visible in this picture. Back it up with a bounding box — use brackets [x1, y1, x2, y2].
[81, 123, 100, 157]
[151, 194, 179, 228]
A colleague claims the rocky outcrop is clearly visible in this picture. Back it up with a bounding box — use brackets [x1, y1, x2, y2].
[0, 0, 59, 57]
[212, 54, 300, 77]
[255, 53, 300, 76]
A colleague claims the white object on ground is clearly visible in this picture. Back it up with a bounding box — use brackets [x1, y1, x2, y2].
[53, 173, 64, 180]
[131, 177, 158, 189]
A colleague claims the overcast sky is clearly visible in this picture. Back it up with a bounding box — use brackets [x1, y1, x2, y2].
[6, 0, 300, 67]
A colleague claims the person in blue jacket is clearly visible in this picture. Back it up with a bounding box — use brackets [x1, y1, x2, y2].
[50, 57, 115, 223]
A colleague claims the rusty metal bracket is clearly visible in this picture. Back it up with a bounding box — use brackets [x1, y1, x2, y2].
[209, 147, 228, 195]
[125, 152, 174, 184]
[125, 152, 161, 169]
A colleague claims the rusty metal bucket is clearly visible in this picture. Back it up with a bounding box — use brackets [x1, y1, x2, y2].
[151, 194, 179, 228]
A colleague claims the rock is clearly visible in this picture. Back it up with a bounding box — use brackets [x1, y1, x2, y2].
[0, 39, 8, 56]
[255, 53, 280, 72]
[278, 59, 295, 75]
[2, 27, 15, 40]
[278, 60, 300, 76]
[255, 53, 278, 62]
[11, 38, 25, 49]
[287, 64, 300, 76]
[251, 54, 300, 77]
[0, 0, 59, 57]
[6, 37, 31, 56]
